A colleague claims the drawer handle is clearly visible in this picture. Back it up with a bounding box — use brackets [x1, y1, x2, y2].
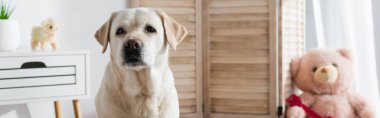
[20, 62, 47, 69]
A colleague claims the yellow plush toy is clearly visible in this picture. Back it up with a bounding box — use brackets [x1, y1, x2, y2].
[31, 18, 60, 50]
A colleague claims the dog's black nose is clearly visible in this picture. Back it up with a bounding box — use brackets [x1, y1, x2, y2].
[125, 40, 141, 50]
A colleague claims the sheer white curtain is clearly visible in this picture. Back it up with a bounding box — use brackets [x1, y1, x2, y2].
[307, 0, 380, 115]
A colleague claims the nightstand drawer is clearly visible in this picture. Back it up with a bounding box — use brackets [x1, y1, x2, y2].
[0, 66, 75, 79]
[0, 51, 89, 105]
[0, 75, 75, 89]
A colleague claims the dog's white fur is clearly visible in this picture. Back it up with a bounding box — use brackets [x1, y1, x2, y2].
[95, 8, 187, 118]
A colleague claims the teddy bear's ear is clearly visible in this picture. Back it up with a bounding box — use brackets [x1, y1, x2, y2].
[290, 57, 301, 80]
[338, 48, 352, 61]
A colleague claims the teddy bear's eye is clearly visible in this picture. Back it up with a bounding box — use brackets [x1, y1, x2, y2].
[332, 63, 338, 67]
[312, 67, 318, 72]
[49, 26, 53, 29]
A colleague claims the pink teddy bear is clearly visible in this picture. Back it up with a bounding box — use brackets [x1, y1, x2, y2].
[287, 48, 375, 118]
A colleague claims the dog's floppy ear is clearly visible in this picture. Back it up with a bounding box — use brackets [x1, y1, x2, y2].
[156, 9, 188, 50]
[95, 12, 116, 53]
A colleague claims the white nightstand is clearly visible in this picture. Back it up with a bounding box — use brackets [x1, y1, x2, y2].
[0, 50, 90, 118]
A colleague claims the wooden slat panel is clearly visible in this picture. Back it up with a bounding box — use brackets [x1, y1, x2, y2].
[211, 99, 268, 107]
[175, 78, 196, 85]
[210, 14, 269, 22]
[209, 7, 269, 14]
[156, 8, 195, 15]
[211, 39, 269, 50]
[210, 35, 268, 42]
[131, 0, 202, 117]
[170, 57, 195, 64]
[171, 15, 196, 22]
[210, 78, 268, 86]
[210, 92, 268, 100]
[175, 43, 195, 50]
[141, 0, 195, 7]
[210, 49, 269, 57]
[211, 106, 269, 114]
[180, 106, 196, 113]
[170, 64, 195, 71]
[209, 0, 269, 8]
[176, 85, 196, 92]
[211, 71, 268, 79]
[173, 71, 195, 78]
[170, 50, 196, 57]
[179, 92, 197, 99]
[179, 22, 196, 29]
[210, 57, 269, 64]
[280, 0, 305, 117]
[181, 114, 201, 118]
[180, 99, 197, 107]
[211, 113, 270, 118]
[206, 0, 277, 117]
[211, 85, 269, 93]
[210, 41, 268, 50]
[211, 64, 268, 71]
[210, 21, 268, 28]
[211, 28, 268, 36]
[211, 41, 269, 50]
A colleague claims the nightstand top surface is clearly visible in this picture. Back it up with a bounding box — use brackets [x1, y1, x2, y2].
[0, 50, 89, 57]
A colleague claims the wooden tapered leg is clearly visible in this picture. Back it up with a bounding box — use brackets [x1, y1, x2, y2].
[54, 101, 61, 118]
[73, 99, 82, 118]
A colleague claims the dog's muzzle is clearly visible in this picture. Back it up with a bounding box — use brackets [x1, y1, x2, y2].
[123, 40, 144, 66]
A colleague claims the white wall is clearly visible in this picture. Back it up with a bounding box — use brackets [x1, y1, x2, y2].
[0, 0, 126, 118]
[305, 0, 317, 50]
[373, 0, 380, 94]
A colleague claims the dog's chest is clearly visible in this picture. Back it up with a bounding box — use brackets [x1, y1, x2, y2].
[121, 68, 165, 96]
[120, 93, 164, 118]
[119, 73, 166, 117]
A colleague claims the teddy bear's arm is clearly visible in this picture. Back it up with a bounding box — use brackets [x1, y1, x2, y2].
[300, 92, 316, 107]
[347, 92, 375, 118]
[287, 106, 306, 118]
[286, 92, 315, 118]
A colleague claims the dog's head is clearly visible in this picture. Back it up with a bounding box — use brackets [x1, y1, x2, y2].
[95, 8, 187, 70]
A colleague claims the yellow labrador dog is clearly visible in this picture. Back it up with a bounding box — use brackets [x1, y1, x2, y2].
[94, 8, 187, 118]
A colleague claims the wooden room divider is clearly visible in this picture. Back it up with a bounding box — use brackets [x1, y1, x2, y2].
[203, 0, 278, 117]
[279, 0, 305, 117]
[128, 0, 305, 118]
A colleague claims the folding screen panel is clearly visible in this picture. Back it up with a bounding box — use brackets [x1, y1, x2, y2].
[129, 0, 203, 117]
[279, 0, 305, 116]
[203, 0, 278, 117]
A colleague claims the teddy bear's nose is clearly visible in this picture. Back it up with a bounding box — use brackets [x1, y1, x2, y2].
[321, 68, 328, 73]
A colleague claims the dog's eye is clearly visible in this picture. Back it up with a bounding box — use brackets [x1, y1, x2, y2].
[332, 63, 338, 67]
[116, 28, 126, 35]
[312, 67, 318, 72]
[145, 25, 156, 33]
[49, 26, 53, 29]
